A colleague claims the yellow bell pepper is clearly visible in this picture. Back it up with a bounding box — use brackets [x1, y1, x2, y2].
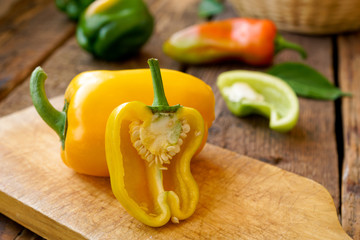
[30, 63, 215, 177]
[106, 59, 203, 226]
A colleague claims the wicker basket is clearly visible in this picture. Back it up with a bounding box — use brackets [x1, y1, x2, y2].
[229, 0, 360, 34]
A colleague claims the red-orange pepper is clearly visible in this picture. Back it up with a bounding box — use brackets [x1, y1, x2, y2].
[163, 18, 306, 66]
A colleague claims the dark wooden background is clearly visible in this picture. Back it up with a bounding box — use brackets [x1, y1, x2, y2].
[0, 0, 359, 239]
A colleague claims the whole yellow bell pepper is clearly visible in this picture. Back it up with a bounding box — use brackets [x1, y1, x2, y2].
[106, 59, 202, 226]
[30, 64, 215, 177]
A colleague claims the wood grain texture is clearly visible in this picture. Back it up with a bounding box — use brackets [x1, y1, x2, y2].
[14, 229, 44, 240]
[0, 0, 199, 117]
[0, 0, 75, 101]
[0, 0, 348, 238]
[0, 0, 21, 17]
[186, 0, 340, 209]
[0, 0, 73, 238]
[0, 214, 23, 240]
[0, 213, 44, 240]
[0, 97, 350, 240]
[0, 0, 205, 238]
[339, 32, 360, 239]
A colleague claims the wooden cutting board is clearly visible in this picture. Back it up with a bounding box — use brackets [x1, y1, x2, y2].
[0, 97, 350, 240]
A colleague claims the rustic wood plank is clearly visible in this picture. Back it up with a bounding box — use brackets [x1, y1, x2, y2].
[0, 0, 74, 238]
[0, 0, 344, 238]
[339, 31, 360, 239]
[14, 229, 44, 240]
[186, 0, 340, 209]
[0, 0, 201, 117]
[0, 0, 203, 237]
[0, 98, 350, 239]
[0, 214, 23, 240]
[0, 0, 75, 101]
[0, 0, 21, 17]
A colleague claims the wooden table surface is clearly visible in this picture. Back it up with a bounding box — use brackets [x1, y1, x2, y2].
[0, 0, 359, 239]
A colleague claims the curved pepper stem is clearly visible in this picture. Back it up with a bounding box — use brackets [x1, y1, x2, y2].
[274, 34, 307, 59]
[147, 58, 181, 113]
[30, 67, 67, 149]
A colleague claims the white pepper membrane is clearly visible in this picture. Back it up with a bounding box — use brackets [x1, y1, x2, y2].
[129, 113, 190, 168]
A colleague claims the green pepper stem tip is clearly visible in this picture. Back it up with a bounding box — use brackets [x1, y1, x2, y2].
[147, 58, 181, 113]
[148, 58, 169, 107]
[275, 34, 307, 59]
[30, 67, 67, 149]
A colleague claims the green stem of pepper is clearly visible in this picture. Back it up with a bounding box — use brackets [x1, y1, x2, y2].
[30, 67, 67, 149]
[147, 58, 181, 113]
[274, 34, 307, 59]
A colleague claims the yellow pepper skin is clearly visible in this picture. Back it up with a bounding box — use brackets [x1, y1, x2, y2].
[105, 59, 203, 226]
[30, 67, 215, 177]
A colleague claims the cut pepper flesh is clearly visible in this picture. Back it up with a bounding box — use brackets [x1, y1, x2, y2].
[106, 101, 204, 226]
[217, 70, 299, 132]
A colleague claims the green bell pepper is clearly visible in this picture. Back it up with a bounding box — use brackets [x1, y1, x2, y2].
[76, 0, 154, 60]
[55, 0, 95, 21]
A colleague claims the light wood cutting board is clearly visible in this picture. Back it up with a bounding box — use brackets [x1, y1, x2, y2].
[0, 97, 351, 240]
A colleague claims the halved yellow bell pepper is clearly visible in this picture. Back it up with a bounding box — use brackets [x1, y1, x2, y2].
[30, 64, 215, 177]
[105, 59, 203, 226]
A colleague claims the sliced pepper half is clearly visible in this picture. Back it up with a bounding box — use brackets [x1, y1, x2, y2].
[217, 70, 299, 132]
[105, 59, 204, 226]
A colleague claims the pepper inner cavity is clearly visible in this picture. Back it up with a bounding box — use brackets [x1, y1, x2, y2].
[223, 82, 264, 103]
[130, 113, 190, 169]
